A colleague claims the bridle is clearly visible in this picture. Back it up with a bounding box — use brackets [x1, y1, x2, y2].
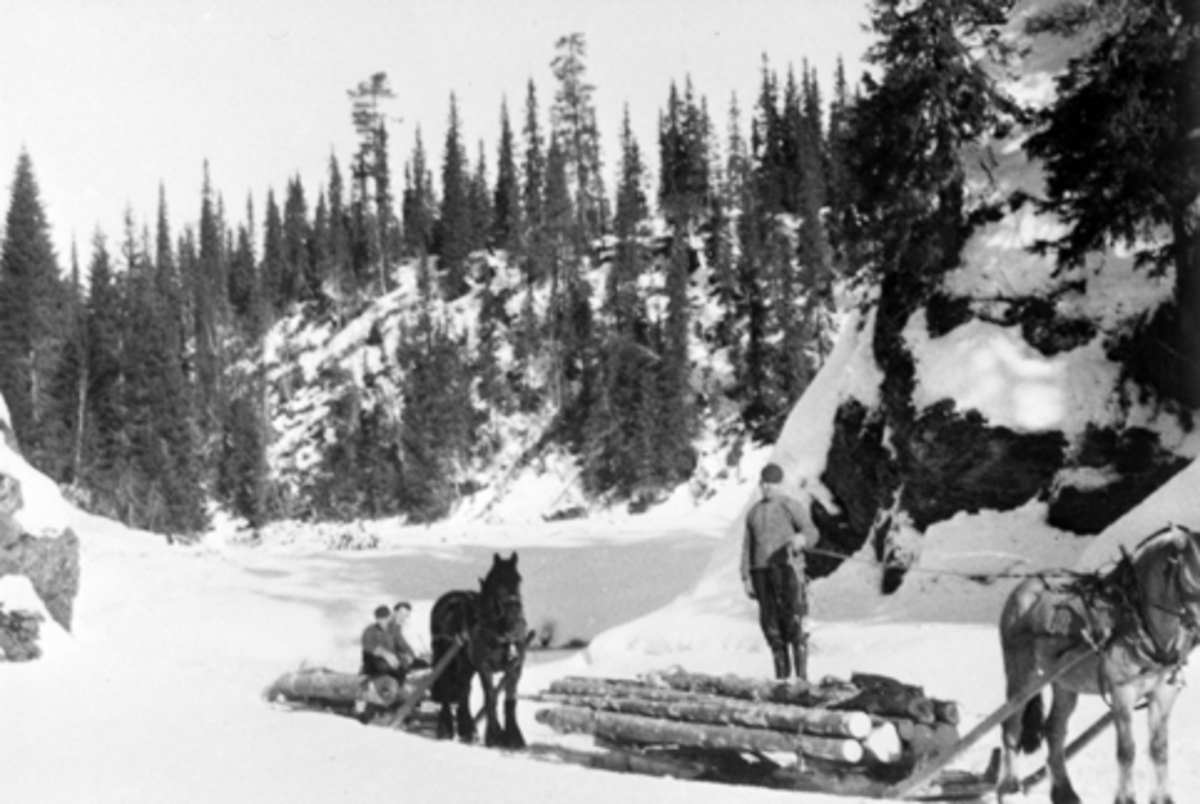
[477, 582, 527, 665]
[1120, 526, 1200, 672]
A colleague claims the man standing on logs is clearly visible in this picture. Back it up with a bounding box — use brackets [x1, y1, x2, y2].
[741, 463, 815, 680]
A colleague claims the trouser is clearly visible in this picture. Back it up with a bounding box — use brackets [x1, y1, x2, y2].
[750, 564, 807, 678]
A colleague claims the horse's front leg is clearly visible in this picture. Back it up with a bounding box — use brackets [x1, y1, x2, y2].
[502, 663, 526, 749]
[1147, 679, 1181, 804]
[1046, 684, 1081, 804]
[1110, 681, 1140, 804]
[478, 664, 502, 746]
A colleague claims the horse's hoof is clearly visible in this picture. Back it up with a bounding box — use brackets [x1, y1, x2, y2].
[505, 730, 526, 750]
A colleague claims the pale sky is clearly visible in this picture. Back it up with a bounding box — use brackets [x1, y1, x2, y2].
[1, 0, 873, 265]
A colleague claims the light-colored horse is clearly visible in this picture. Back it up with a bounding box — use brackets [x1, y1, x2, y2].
[998, 525, 1200, 804]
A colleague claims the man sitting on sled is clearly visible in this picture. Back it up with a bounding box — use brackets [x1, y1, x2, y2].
[361, 603, 419, 683]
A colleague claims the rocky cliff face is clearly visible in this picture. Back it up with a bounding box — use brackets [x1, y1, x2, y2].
[814, 301, 1192, 591]
[0, 403, 81, 632]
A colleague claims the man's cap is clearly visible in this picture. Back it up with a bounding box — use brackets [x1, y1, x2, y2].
[760, 463, 784, 484]
[374, 605, 391, 619]
[393, 601, 412, 612]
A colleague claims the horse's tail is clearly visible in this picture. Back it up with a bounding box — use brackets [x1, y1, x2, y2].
[1017, 693, 1045, 754]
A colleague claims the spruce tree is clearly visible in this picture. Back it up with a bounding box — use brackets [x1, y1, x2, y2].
[261, 191, 285, 316]
[1024, 0, 1199, 401]
[551, 33, 608, 242]
[348, 72, 397, 294]
[468, 140, 493, 253]
[282, 176, 313, 304]
[0, 152, 65, 459]
[521, 80, 549, 283]
[492, 99, 523, 255]
[438, 94, 472, 298]
[585, 108, 650, 496]
[123, 220, 206, 535]
[401, 128, 436, 258]
[192, 164, 228, 432]
[326, 154, 354, 304]
[81, 231, 124, 508]
[849, 0, 1018, 288]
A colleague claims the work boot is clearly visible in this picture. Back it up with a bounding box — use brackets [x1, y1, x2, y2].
[771, 647, 791, 680]
[791, 640, 807, 681]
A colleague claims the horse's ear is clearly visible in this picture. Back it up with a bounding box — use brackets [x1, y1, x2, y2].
[493, 552, 502, 565]
[511, 551, 519, 564]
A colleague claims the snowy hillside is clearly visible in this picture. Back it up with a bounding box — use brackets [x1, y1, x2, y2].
[255, 234, 760, 534]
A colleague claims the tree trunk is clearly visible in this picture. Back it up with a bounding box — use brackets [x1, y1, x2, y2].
[265, 668, 419, 708]
[650, 668, 827, 705]
[535, 706, 865, 764]
[539, 691, 872, 739]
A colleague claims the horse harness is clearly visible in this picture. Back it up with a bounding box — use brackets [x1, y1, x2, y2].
[1067, 528, 1200, 688]
[474, 589, 527, 670]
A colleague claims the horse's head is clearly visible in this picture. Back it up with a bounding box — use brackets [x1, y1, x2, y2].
[1172, 525, 1200, 611]
[480, 552, 525, 643]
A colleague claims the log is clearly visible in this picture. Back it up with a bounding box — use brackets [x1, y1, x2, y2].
[648, 669, 825, 705]
[536, 705, 865, 764]
[265, 668, 406, 708]
[540, 692, 872, 739]
[862, 721, 904, 765]
[931, 699, 961, 726]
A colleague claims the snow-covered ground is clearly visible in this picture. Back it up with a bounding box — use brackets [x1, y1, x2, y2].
[2, 414, 1198, 803]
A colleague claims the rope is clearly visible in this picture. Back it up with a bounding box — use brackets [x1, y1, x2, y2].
[800, 544, 1083, 583]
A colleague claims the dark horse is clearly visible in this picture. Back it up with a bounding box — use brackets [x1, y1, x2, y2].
[998, 524, 1200, 804]
[429, 552, 527, 748]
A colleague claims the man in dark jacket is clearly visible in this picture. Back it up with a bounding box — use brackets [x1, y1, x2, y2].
[361, 604, 415, 682]
[740, 462, 814, 680]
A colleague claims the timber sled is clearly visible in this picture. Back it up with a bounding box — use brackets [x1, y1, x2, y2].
[264, 640, 463, 731]
[528, 667, 1003, 800]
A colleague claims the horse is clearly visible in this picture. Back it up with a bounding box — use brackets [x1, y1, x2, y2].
[997, 524, 1200, 804]
[429, 551, 528, 748]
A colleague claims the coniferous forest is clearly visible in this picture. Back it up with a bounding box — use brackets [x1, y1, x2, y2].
[0, 1, 1195, 538]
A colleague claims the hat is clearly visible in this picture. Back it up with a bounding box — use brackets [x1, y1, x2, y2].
[760, 463, 784, 484]
[393, 601, 412, 612]
[373, 605, 391, 619]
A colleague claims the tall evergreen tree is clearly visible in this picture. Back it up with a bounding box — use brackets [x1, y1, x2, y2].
[467, 140, 493, 253]
[326, 154, 354, 304]
[0, 152, 65, 459]
[80, 231, 124, 507]
[348, 72, 397, 293]
[1024, 0, 1199, 402]
[193, 163, 227, 431]
[438, 93, 472, 298]
[123, 219, 206, 536]
[585, 107, 651, 496]
[492, 99, 523, 254]
[282, 175, 313, 304]
[849, 0, 1018, 288]
[401, 128, 436, 258]
[261, 191, 285, 316]
[521, 85, 550, 288]
[551, 33, 608, 242]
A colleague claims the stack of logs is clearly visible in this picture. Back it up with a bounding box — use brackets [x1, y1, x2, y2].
[534, 668, 961, 775]
[0, 606, 43, 662]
